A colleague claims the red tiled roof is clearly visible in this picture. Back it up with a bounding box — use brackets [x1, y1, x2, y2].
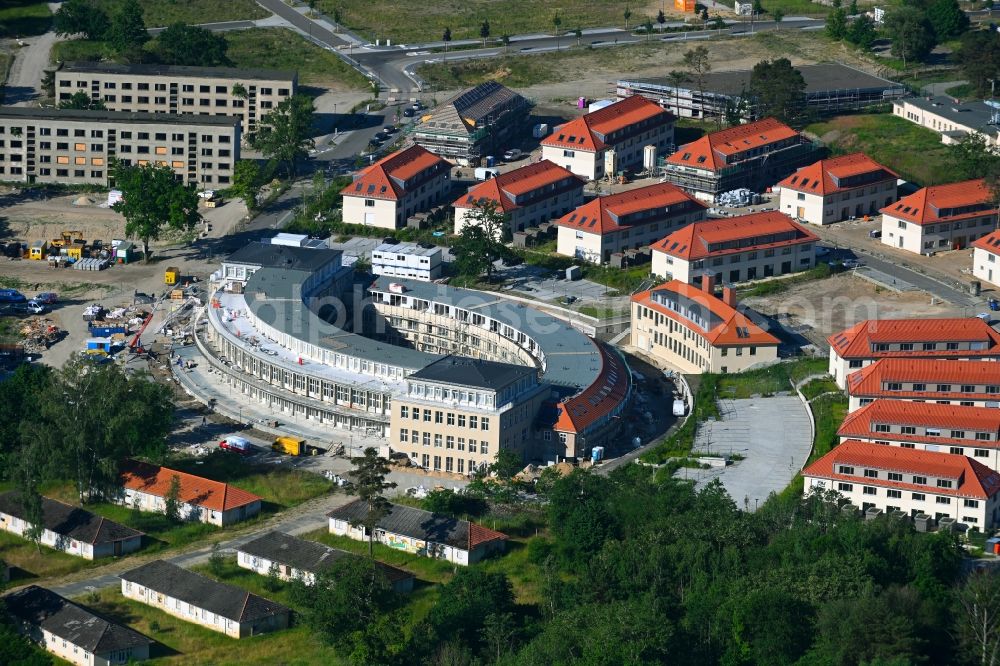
[632, 280, 780, 346]
[554, 343, 630, 434]
[649, 211, 817, 261]
[973, 229, 1000, 254]
[341, 145, 448, 202]
[453, 160, 581, 212]
[553, 182, 704, 235]
[847, 358, 1000, 399]
[879, 178, 993, 226]
[803, 439, 1000, 499]
[838, 400, 1000, 448]
[541, 96, 671, 152]
[468, 522, 508, 549]
[665, 117, 799, 172]
[829, 318, 1000, 360]
[777, 152, 897, 196]
[120, 460, 261, 513]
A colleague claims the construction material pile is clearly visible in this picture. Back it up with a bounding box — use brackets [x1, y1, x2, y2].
[19, 317, 61, 354]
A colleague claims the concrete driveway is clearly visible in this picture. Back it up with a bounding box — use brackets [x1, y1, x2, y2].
[680, 396, 812, 511]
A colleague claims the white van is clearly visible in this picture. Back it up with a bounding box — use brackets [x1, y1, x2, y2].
[219, 435, 254, 455]
[672, 399, 687, 417]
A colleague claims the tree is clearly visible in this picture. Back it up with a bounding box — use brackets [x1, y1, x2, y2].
[772, 7, 785, 29]
[946, 133, 1000, 181]
[574, 27, 582, 45]
[958, 30, 1000, 97]
[163, 474, 182, 522]
[926, 0, 969, 40]
[826, 5, 848, 39]
[232, 160, 262, 211]
[884, 6, 936, 68]
[957, 569, 1000, 666]
[251, 94, 315, 178]
[58, 91, 106, 111]
[107, 0, 149, 61]
[491, 448, 523, 481]
[643, 17, 654, 41]
[443, 26, 452, 56]
[423, 569, 516, 649]
[624, 6, 632, 29]
[683, 45, 712, 119]
[209, 542, 225, 575]
[231, 83, 248, 99]
[451, 200, 511, 282]
[54, 0, 110, 40]
[657, 9, 667, 30]
[666, 70, 690, 117]
[848, 0, 858, 14]
[701, 7, 709, 21]
[32, 355, 174, 503]
[345, 447, 396, 559]
[111, 161, 202, 258]
[155, 23, 230, 67]
[501, 33, 510, 53]
[553, 14, 562, 48]
[293, 557, 399, 651]
[0, 601, 52, 666]
[480, 19, 490, 47]
[481, 612, 518, 663]
[749, 57, 807, 124]
[846, 14, 878, 49]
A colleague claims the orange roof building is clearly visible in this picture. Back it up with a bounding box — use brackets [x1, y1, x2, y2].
[827, 317, 1000, 389]
[120, 460, 263, 527]
[630, 276, 780, 374]
[845, 358, 1000, 412]
[879, 178, 998, 255]
[453, 159, 584, 234]
[777, 152, 898, 226]
[972, 228, 1000, 288]
[554, 182, 707, 264]
[341, 145, 452, 230]
[550, 344, 632, 451]
[540, 96, 675, 181]
[663, 117, 818, 201]
[802, 439, 1000, 528]
[649, 211, 819, 284]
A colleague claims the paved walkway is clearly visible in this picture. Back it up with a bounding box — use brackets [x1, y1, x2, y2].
[680, 396, 812, 511]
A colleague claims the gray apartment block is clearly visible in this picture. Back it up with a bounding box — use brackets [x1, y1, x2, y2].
[55, 62, 296, 138]
[0, 107, 240, 187]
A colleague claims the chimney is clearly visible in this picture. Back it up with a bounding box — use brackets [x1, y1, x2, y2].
[722, 285, 736, 307]
[702, 272, 716, 296]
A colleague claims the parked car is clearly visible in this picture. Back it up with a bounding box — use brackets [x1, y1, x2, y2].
[34, 292, 58, 304]
[219, 436, 254, 456]
[133, 292, 155, 305]
[402, 108, 415, 117]
[383, 125, 396, 134]
[382, 236, 399, 245]
[374, 131, 389, 141]
[0, 289, 26, 303]
[502, 148, 523, 161]
[24, 300, 47, 314]
[842, 258, 863, 269]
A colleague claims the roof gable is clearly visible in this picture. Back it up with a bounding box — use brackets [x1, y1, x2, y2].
[880, 178, 992, 225]
[120, 460, 261, 512]
[778, 152, 897, 196]
[341, 145, 447, 202]
[828, 318, 1000, 359]
[650, 211, 817, 260]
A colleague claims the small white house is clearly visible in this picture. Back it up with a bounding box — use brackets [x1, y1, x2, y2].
[371, 242, 442, 281]
[972, 229, 1000, 288]
[237, 530, 415, 593]
[0, 491, 142, 560]
[777, 152, 897, 226]
[120, 560, 290, 639]
[327, 499, 507, 566]
[119, 460, 262, 527]
[5, 586, 153, 666]
[880, 178, 997, 255]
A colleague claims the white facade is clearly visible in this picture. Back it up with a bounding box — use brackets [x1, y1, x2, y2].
[120, 578, 287, 639]
[371, 243, 442, 281]
[779, 179, 896, 226]
[342, 195, 400, 230]
[881, 211, 997, 255]
[556, 207, 705, 264]
[454, 187, 583, 235]
[0, 510, 141, 560]
[25, 626, 149, 666]
[973, 245, 1000, 288]
[119, 487, 260, 527]
[651, 242, 816, 283]
[328, 517, 503, 566]
[804, 466, 999, 528]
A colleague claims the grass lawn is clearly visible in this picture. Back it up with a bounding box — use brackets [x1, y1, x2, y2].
[804, 112, 953, 186]
[82, 586, 344, 665]
[50, 39, 111, 65]
[225, 28, 369, 90]
[0, 531, 94, 590]
[739, 264, 831, 298]
[91, 0, 267, 27]
[0, 0, 52, 38]
[800, 376, 841, 401]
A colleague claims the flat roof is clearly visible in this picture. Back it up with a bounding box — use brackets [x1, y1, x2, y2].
[622, 63, 903, 96]
[373, 242, 441, 257]
[370, 276, 603, 393]
[0, 106, 241, 127]
[897, 96, 1000, 136]
[60, 61, 296, 82]
[409, 354, 536, 391]
[225, 242, 342, 272]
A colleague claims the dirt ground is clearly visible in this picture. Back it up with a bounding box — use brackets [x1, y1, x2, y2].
[506, 31, 877, 105]
[743, 273, 968, 350]
[0, 193, 247, 368]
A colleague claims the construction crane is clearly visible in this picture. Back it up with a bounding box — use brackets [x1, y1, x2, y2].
[129, 308, 156, 355]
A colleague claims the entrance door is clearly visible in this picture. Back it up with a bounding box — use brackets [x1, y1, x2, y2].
[898, 237, 903, 248]
[796, 206, 805, 219]
[364, 212, 375, 226]
[114, 540, 123, 556]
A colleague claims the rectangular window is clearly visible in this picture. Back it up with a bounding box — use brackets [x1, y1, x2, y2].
[458, 415, 466, 428]
[435, 410, 443, 424]
[912, 493, 925, 501]
[864, 469, 878, 478]
[447, 413, 455, 426]
[837, 482, 853, 492]
[469, 416, 478, 429]
[423, 409, 431, 422]
[399, 428, 408, 443]
[434, 434, 442, 447]
[863, 486, 877, 495]
[936, 496, 952, 504]
[912, 476, 927, 485]
[446, 436, 454, 449]
[400, 406, 408, 418]
[964, 499, 980, 508]
[481, 417, 490, 431]
[887, 472, 902, 481]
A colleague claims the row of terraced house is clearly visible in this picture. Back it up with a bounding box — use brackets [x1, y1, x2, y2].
[808, 317, 1000, 530]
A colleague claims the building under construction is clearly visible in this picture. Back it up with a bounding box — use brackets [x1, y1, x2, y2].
[616, 63, 906, 121]
[411, 81, 530, 166]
